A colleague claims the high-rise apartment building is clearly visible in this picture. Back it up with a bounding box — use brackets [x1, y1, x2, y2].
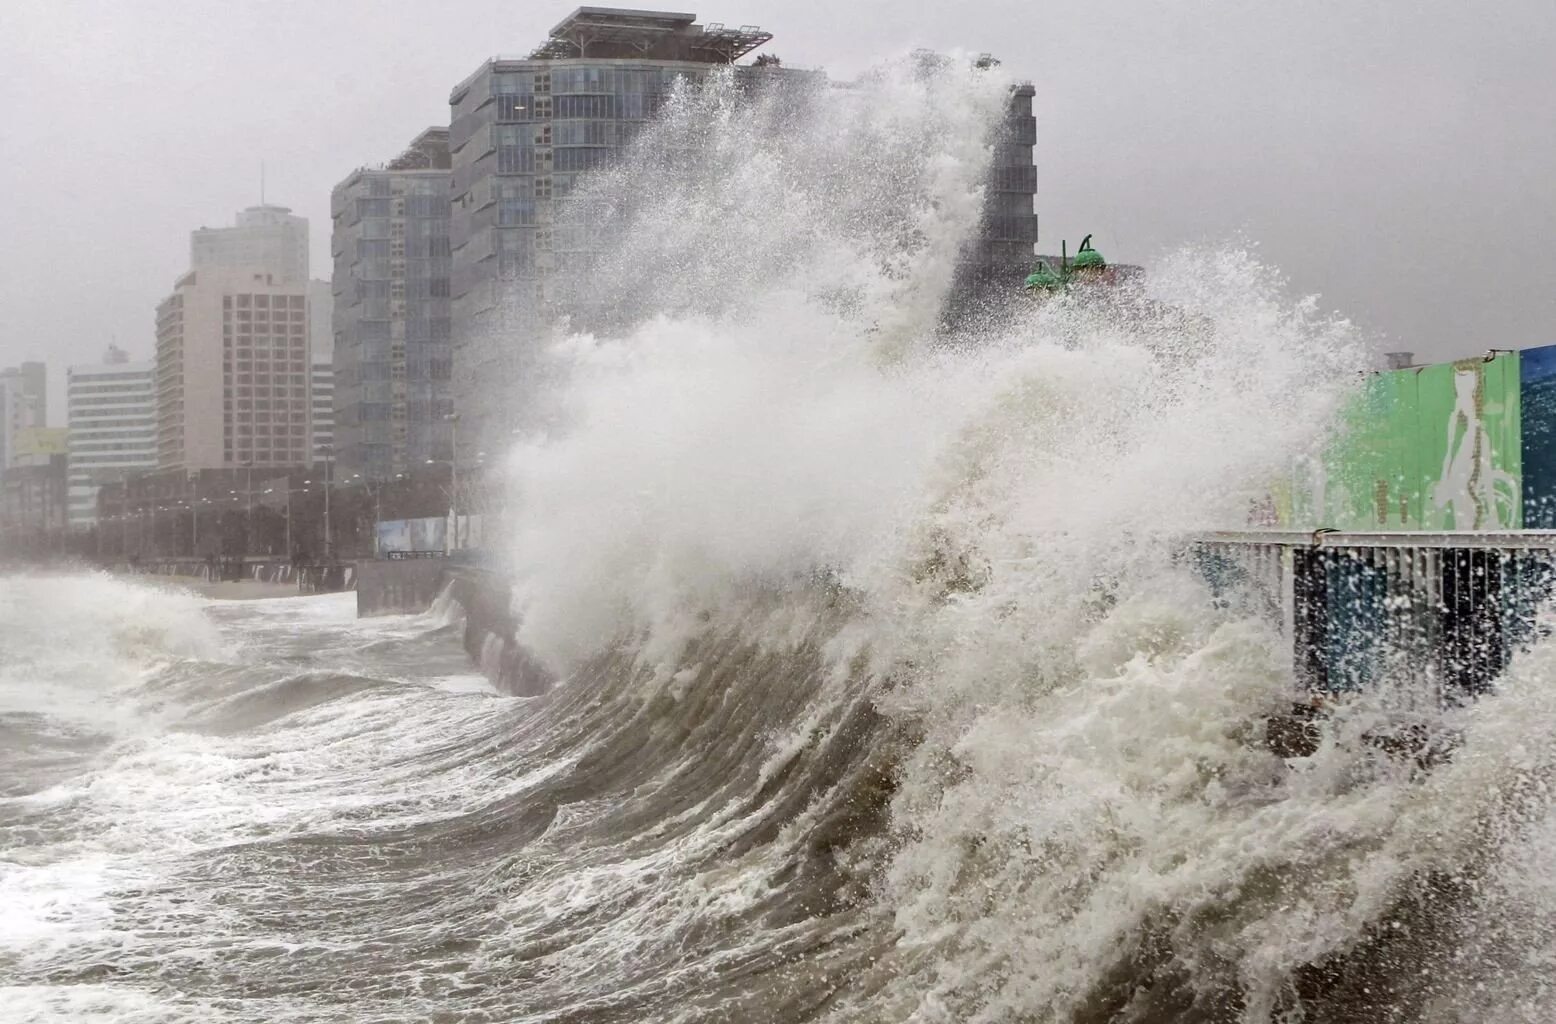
[446, 8, 776, 456]
[0, 362, 47, 469]
[156, 202, 320, 474]
[443, 9, 1039, 459]
[191, 204, 310, 285]
[65, 347, 157, 530]
[156, 268, 314, 471]
[975, 82, 1039, 279]
[330, 128, 454, 480]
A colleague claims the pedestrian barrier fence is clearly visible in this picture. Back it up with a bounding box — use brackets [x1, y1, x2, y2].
[1191, 531, 1556, 706]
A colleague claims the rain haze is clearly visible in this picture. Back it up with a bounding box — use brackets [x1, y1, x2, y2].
[4, 0, 1554, 418]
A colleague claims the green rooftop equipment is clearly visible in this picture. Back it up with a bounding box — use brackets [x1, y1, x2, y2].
[1021, 234, 1109, 295]
[1023, 261, 1062, 291]
[1071, 234, 1106, 271]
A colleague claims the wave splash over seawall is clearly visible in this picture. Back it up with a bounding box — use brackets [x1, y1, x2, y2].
[7, 60, 1556, 1023]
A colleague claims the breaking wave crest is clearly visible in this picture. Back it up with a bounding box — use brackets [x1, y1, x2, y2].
[487, 58, 1556, 1021]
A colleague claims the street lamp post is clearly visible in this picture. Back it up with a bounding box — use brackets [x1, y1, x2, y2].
[262, 486, 290, 558]
[445, 413, 460, 552]
[188, 472, 200, 557]
[321, 446, 334, 561]
[243, 460, 254, 560]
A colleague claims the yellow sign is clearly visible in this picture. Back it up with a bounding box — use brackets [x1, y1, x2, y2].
[13, 428, 68, 458]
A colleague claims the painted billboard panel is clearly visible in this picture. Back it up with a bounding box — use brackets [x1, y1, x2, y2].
[12, 427, 68, 458]
[375, 519, 411, 554]
[1520, 344, 1556, 527]
[409, 516, 446, 553]
[1288, 353, 1521, 530]
[375, 517, 447, 555]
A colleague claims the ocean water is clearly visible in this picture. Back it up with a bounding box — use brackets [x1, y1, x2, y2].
[6, 59, 1556, 1023]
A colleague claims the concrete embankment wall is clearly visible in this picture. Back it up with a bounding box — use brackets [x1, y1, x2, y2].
[356, 558, 449, 616]
[117, 558, 355, 591]
[445, 567, 554, 696]
[356, 558, 553, 696]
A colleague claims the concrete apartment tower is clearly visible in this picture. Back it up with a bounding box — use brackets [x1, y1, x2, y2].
[445, 7, 779, 459]
[330, 128, 454, 481]
[443, 9, 1039, 461]
[0, 362, 47, 470]
[65, 346, 157, 530]
[156, 206, 318, 472]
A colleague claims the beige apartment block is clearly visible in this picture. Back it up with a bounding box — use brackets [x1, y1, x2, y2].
[156, 268, 314, 471]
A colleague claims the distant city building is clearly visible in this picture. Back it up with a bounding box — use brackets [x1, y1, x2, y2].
[65, 347, 157, 530]
[330, 128, 453, 480]
[191, 204, 310, 285]
[156, 201, 321, 474]
[156, 268, 314, 472]
[1, 427, 70, 547]
[0, 362, 47, 469]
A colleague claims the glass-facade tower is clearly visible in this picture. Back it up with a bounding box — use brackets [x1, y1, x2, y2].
[446, 9, 1038, 461]
[330, 128, 454, 481]
[447, 9, 779, 461]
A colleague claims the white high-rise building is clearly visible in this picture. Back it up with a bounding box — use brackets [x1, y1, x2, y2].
[308, 279, 334, 463]
[66, 348, 157, 530]
[191, 204, 309, 285]
[311, 362, 334, 461]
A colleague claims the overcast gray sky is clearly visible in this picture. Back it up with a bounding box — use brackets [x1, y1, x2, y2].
[5, 0, 1554, 422]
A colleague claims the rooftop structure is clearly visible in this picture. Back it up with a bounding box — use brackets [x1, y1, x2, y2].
[529, 7, 771, 62]
[387, 128, 454, 172]
[191, 205, 310, 285]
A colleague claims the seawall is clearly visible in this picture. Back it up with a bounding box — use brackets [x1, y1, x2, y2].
[357, 558, 448, 616]
[357, 558, 552, 695]
[444, 567, 554, 696]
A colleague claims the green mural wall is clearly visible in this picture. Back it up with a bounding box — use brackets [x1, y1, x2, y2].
[1287, 353, 1522, 530]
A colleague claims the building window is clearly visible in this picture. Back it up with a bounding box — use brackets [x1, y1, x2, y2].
[497, 193, 536, 226]
[554, 147, 612, 172]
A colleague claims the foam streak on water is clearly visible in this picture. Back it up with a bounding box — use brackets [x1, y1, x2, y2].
[6, 59, 1556, 1023]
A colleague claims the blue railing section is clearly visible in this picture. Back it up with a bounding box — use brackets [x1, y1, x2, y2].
[1193, 531, 1556, 704]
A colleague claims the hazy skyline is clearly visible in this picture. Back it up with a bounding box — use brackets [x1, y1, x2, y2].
[5, 0, 1554, 421]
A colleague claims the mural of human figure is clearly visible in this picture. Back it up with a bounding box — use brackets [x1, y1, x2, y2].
[1430, 365, 1518, 528]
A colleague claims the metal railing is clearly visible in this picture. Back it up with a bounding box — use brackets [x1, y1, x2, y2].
[1191, 531, 1556, 705]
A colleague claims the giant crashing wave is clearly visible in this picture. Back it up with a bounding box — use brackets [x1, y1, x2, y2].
[478, 56, 1556, 1022]
[7, 57, 1556, 1024]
